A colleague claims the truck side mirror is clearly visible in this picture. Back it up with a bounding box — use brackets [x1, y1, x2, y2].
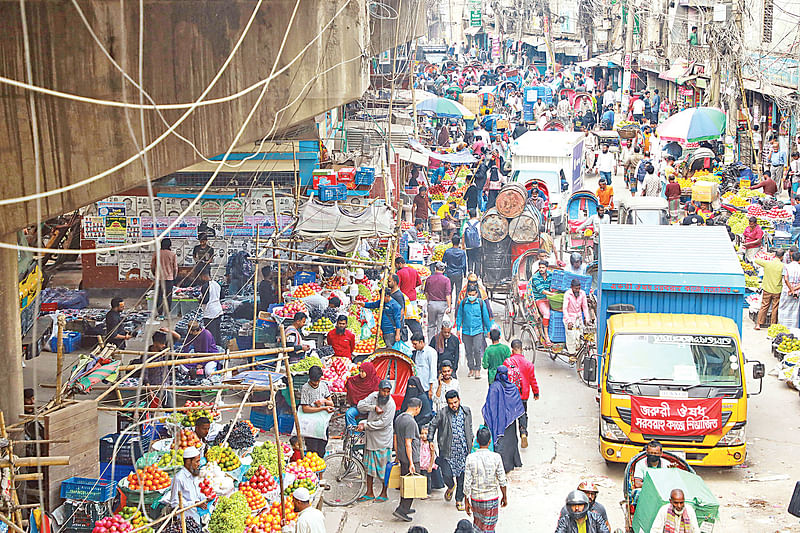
[583, 356, 597, 384]
[753, 362, 765, 379]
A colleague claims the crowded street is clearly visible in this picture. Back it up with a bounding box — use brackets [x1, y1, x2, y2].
[4, 1, 800, 533]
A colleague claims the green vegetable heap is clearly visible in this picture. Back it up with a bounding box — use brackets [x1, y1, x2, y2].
[209, 492, 250, 533]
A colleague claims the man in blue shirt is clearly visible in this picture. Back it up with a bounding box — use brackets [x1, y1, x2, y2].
[442, 235, 468, 302]
[650, 89, 661, 123]
[456, 286, 492, 379]
[365, 292, 403, 348]
[770, 140, 787, 189]
[601, 105, 614, 130]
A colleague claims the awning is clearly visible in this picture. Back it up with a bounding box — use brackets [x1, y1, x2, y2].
[407, 138, 477, 164]
[742, 79, 796, 99]
[394, 146, 429, 165]
[464, 26, 483, 36]
[520, 36, 544, 47]
[553, 40, 583, 56]
[659, 59, 694, 83]
[576, 51, 622, 69]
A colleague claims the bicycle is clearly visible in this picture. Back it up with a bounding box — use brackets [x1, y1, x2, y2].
[519, 317, 597, 386]
[320, 425, 367, 506]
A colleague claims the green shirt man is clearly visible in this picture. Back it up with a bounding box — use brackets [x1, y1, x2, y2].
[483, 331, 511, 384]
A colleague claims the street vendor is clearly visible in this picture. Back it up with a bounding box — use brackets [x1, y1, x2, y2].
[750, 169, 779, 196]
[650, 489, 700, 533]
[596, 178, 614, 209]
[169, 446, 207, 524]
[439, 201, 461, 239]
[526, 260, 554, 346]
[285, 312, 312, 362]
[742, 216, 764, 260]
[356, 379, 396, 503]
[194, 416, 211, 455]
[327, 315, 355, 359]
[181, 321, 219, 375]
[300, 365, 335, 456]
[365, 291, 403, 348]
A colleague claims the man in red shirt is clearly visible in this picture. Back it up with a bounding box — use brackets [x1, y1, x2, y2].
[326, 315, 355, 359]
[412, 187, 432, 225]
[664, 174, 682, 222]
[504, 339, 540, 449]
[395, 256, 422, 302]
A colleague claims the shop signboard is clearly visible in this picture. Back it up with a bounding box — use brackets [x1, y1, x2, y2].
[744, 53, 799, 89]
[469, 0, 481, 27]
[222, 199, 246, 225]
[201, 199, 222, 221]
[98, 201, 125, 217]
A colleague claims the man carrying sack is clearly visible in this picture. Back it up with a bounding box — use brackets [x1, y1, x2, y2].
[392, 397, 422, 522]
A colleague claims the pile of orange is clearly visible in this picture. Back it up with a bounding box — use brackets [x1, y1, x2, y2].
[298, 452, 326, 472]
[244, 501, 296, 533]
[238, 485, 266, 511]
[126, 465, 170, 491]
[175, 429, 201, 450]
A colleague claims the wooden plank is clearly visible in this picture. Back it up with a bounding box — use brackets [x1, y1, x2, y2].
[42, 400, 99, 508]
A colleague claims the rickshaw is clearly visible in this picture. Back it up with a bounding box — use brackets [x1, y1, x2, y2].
[562, 190, 599, 262]
[444, 85, 462, 100]
[500, 248, 597, 377]
[542, 119, 566, 131]
[478, 90, 496, 115]
[622, 451, 719, 532]
[559, 88, 576, 105]
[518, 177, 553, 235]
[364, 349, 415, 409]
[572, 91, 593, 113]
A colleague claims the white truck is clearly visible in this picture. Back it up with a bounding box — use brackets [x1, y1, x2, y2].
[509, 131, 586, 234]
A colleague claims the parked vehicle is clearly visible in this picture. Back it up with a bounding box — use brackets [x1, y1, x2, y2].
[617, 197, 669, 225]
[586, 226, 765, 467]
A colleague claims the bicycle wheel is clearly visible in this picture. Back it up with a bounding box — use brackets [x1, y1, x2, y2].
[503, 297, 515, 341]
[320, 452, 367, 507]
[521, 326, 537, 364]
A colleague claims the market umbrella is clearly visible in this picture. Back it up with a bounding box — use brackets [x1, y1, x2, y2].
[656, 107, 726, 143]
[413, 97, 475, 120]
[662, 141, 683, 159]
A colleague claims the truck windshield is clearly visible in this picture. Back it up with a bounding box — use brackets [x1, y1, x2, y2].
[608, 334, 741, 386]
[630, 210, 667, 225]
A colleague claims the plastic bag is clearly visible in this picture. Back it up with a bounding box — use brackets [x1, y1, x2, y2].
[392, 340, 412, 357]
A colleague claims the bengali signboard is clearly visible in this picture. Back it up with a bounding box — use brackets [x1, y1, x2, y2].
[631, 397, 722, 436]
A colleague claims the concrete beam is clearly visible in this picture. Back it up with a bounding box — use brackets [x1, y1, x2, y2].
[0, 0, 375, 234]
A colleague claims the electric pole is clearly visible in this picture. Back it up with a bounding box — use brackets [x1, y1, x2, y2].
[541, 0, 555, 72]
[622, 0, 635, 101]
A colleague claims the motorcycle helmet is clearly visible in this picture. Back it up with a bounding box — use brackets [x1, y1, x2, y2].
[570, 252, 583, 267]
[577, 480, 598, 494]
[566, 490, 590, 520]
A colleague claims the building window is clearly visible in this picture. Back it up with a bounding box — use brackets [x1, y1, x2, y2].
[763, 0, 773, 43]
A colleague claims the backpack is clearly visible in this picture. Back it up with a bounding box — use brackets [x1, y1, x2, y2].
[489, 166, 500, 182]
[464, 221, 482, 249]
[636, 159, 650, 183]
[506, 358, 524, 393]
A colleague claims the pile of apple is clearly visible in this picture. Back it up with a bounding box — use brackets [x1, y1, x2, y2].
[199, 478, 216, 499]
[292, 283, 321, 298]
[239, 465, 278, 495]
[93, 514, 133, 533]
[126, 465, 170, 492]
[181, 400, 219, 424]
[275, 300, 307, 318]
[322, 357, 352, 393]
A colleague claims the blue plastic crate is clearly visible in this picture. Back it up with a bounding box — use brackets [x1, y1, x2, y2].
[355, 167, 375, 186]
[319, 184, 346, 202]
[99, 462, 135, 483]
[548, 310, 566, 343]
[774, 222, 791, 233]
[773, 235, 793, 249]
[249, 408, 295, 434]
[60, 477, 117, 502]
[99, 432, 150, 465]
[294, 271, 317, 285]
[550, 270, 592, 293]
[50, 331, 82, 353]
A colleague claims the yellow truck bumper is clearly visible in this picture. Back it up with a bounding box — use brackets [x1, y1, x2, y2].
[599, 438, 746, 467]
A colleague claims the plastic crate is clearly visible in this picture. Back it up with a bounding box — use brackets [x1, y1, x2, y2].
[319, 184, 347, 202]
[63, 500, 113, 531]
[355, 167, 376, 186]
[548, 310, 566, 343]
[99, 433, 150, 466]
[773, 235, 793, 249]
[99, 462, 135, 483]
[293, 271, 317, 285]
[550, 270, 592, 293]
[774, 222, 791, 233]
[49, 331, 82, 353]
[249, 408, 295, 434]
[60, 477, 117, 502]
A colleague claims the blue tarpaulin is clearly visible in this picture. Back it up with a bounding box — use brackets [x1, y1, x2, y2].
[407, 138, 477, 164]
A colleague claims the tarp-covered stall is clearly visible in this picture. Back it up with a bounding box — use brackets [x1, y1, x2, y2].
[296, 200, 396, 251]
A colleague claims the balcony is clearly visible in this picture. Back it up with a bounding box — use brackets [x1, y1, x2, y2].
[669, 43, 710, 65]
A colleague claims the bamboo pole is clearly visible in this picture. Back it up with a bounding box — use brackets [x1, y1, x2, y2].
[95, 348, 170, 403]
[96, 402, 267, 413]
[0, 456, 70, 468]
[81, 384, 276, 392]
[264, 245, 386, 267]
[55, 314, 66, 405]
[0, 412, 23, 528]
[178, 493, 187, 533]
[12, 473, 43, 482]
[208, 354, 287, 377]
[254, 257, 385, 269]
[0, 513, 24, 533]
[279, 324, 303, 454]
[269, 376, 286, 524]
[115, 347, 290, 372]
[252, 232, 260, 352]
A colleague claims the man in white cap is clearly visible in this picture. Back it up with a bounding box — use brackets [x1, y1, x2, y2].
[293, 487, 326, 533]
[169, 446, 206, 524]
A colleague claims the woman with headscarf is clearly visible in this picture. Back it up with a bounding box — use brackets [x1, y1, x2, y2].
[399, 376, 434, 427]
[344, 361, 380, 427]
[481, 365, 524, 473]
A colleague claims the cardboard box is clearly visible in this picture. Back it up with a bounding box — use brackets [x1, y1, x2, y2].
[400, 474, 427, 498]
